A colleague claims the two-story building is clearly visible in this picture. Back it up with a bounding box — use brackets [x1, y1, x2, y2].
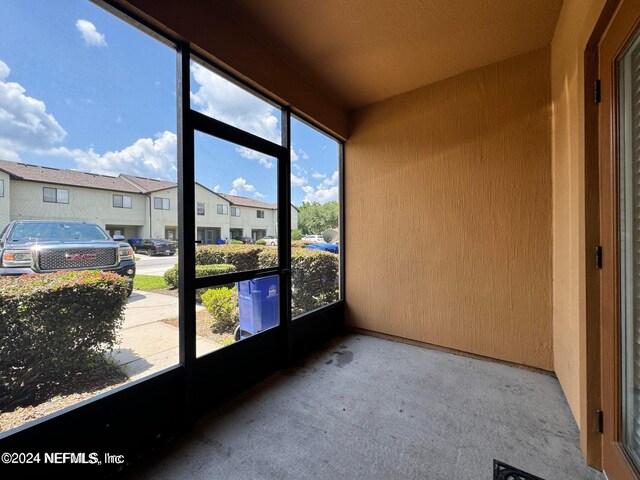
[0, 159, 298, 243]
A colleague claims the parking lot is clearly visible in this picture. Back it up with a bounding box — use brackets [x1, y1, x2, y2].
[134, 253, 178, 276]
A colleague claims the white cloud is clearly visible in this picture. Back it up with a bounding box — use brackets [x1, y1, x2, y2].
[0, 60, 67, 160]
[76, 20, 107, 47]
[50, 131, 177, 181]
[191, 63, 278, 141]
[302, 185, 339, 203]
[229, 177, 264, 198]
[291, 173, 307, 187]
[191, 63, 280, 168]
[237, 146, 273, 169]
[291, 148, 298, 162]
[321, 170, 339, 187]
[213, 184, 220, 192]
[312, 171, 326, 179]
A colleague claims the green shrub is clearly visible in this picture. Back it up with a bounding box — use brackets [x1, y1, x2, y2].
[230, 240, 243, 245]
[291, 228, 302, 241]
[290, 249, 339, 316]
[258, 248, 339, 316]
[291, 240, 306, 249]
[164, 263, 236, 301]
[201, 287, 238, 334]
[0, 271, 129, 410]
[256, 239, 267, 245]
[195, 244, 266, 271]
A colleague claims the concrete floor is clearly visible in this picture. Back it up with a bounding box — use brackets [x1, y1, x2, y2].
[133, 334, 604, 480]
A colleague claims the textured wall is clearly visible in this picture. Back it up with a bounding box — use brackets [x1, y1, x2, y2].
[550, 0, 608, 464]
[346, 47, 553, 370]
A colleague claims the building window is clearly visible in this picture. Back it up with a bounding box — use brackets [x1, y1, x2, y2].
[231, 207, 241, 217]
[217, 204, 228, 215]
[0, 179, 3, 197]
[257, 210, 264, 219]
[43, 187, 69, 204]
[154, 197, 170, 210]
[113, 195, 132, 209]
[197, 202, 205, 215]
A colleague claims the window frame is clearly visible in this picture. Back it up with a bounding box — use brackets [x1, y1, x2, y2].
[231, 206, 241, 217]
[216, 204, 228, 215]
[197, 202, 205, 215]
[257, 209, 264, 219]
[154, 196, 170, 210]
[43, 186, 69, 204]
[113, 194, 132, 209]
[0, 179, 4, 197]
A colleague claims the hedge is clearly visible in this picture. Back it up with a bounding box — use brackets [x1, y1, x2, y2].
[195, 244, 273, 270]
[291, 240, 307, 249]
[201, 287, 238, 334]
[258, 248, 339, 316]
[164, 263, 237, 289]
[164, 263, 236, 302]
[0, 271, 129, 410]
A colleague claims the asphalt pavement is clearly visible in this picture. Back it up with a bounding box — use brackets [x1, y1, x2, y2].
[134, 253, 178, 276]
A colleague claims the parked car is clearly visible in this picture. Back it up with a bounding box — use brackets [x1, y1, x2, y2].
[0, 220, 136, 295]
[262, 235, 278, 246]
[233, 236, 255, 244]
[134, 238, 177, 256]
[127, 237, 142, 249]
[301, 234, 323, 244]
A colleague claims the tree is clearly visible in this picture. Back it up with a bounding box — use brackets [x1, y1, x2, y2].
[291, 229, 303, 240]
[297, 201, 338, 234]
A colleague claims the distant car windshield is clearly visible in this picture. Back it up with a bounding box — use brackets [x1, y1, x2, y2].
[9, 222, 110, 242]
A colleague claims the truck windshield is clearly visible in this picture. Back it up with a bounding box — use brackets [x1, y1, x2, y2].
[9, 223, 110, 242]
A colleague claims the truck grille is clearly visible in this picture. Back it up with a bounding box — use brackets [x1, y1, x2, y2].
[38, 247, 118, 271]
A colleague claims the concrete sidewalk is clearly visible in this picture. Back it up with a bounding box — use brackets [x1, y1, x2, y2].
[111, 290, 219, 380]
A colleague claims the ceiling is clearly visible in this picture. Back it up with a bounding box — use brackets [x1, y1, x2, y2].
[215, 0, 564, 110]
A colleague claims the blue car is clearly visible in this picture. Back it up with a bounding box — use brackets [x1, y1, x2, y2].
[305, 243, 339, 254]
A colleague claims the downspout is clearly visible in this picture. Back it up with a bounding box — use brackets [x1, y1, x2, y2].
[147, 194, 152, 237]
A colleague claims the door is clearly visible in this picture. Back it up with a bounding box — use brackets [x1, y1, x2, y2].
[600, 0, 640, 477]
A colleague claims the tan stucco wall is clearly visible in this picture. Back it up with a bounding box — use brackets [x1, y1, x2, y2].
[195, 184, 230, 240]
[550, 0, 607, 460]
[346, 47, 553, 370]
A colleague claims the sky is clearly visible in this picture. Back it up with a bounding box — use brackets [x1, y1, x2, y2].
[0, 0, 339, 206]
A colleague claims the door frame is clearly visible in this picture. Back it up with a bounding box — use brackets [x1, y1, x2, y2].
[598, 0, 640, 477]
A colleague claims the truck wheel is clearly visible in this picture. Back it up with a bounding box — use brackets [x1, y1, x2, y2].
[127, 284, 134, 297]
[233, 325, 241, 342]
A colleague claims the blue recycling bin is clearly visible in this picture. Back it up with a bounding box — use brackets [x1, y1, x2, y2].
[237, 277, 279, 339]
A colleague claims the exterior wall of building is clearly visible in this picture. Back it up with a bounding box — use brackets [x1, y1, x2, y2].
[229, 206, 276, 240]
[195, 184, 230, 242]
[0, 172, 10, 231]
[291, 205, 298, 232]
[9, 180, 146, 232]
[149, 187, 177, 239]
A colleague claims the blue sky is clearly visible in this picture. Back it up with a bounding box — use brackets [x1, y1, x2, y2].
[0, 0, 339, 206]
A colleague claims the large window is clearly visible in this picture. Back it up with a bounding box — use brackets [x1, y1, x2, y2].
[0, 0, 178, 434]
[0, 0, 344, 447]
[290, 116, 342, 317]
[113, 194, 132, 208]
[0, 179, 4, 197]
[43, 187, 69, 204]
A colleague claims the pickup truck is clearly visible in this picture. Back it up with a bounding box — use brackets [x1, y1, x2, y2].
[0, 220, 136, 295]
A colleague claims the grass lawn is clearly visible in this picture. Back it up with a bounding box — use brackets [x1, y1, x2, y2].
[133, 275, 166, 291]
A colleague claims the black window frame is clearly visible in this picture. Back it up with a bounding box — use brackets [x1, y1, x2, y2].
[43, 186, 69, 204]
[0, 2, 346, 459]
[257, 209, 264, 219]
